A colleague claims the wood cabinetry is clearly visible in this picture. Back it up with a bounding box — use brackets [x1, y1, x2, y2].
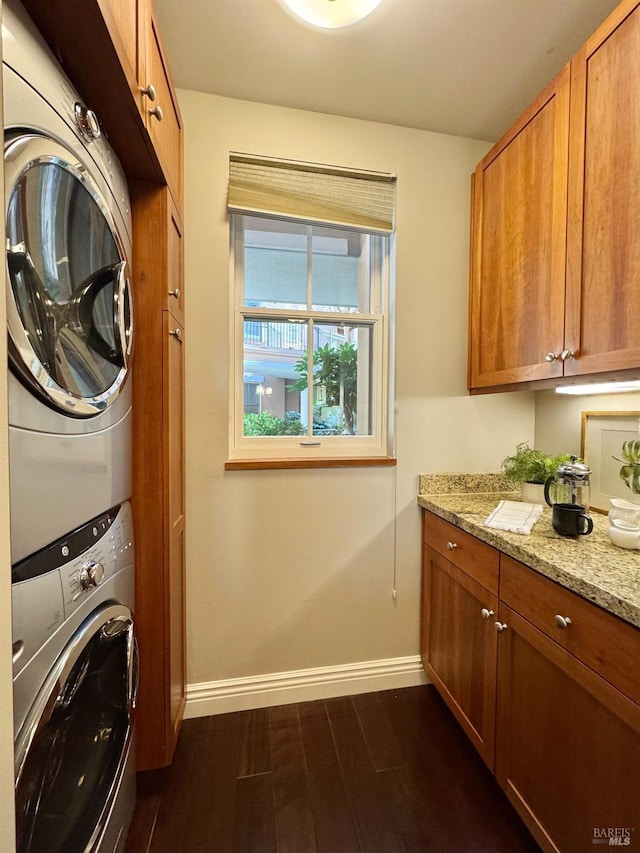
[421, 516, 498, 768]
[565, 0, 640, 377]
[104, 0, 184, 208]
[19, 0, 187, 775]
[135, 0, 184, 208]
[468, 0, 640, 392]
[132, 184, 186, 770]
[22, 0, 183, 208]
[421, 511, 640, 853]
[469, 67, 570, 390]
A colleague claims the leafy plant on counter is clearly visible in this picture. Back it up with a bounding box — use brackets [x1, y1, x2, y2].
[500, 443, 574, 485]
[614, 439, 640, 494]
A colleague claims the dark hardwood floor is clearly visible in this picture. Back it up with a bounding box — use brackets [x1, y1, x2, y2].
[124, 685, 541, 853]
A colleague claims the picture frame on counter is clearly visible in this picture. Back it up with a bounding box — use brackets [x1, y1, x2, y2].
[581, 411, 640, 513]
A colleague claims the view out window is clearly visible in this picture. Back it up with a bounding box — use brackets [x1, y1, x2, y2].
[230, 214, 392, 460]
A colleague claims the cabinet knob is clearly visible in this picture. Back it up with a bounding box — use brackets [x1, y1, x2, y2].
[554, 614, 572, 629]
[169, 328, 183, 343]
[149, 105, 164, 122]
[140, 83, 157, 101]
[446, 541, 458, 551]
[494, 622, 508, 633]
[560, 349, 575, 361]
[168, 288, 181, 300]
[481, 608, 495, 620]
[545, 352, 559, 362]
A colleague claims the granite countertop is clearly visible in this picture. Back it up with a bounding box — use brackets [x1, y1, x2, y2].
[417, 474, 640, 629]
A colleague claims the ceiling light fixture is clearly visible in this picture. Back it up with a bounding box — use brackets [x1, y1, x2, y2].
[281, 0, 383, 29]
[555, 381, 640, 396]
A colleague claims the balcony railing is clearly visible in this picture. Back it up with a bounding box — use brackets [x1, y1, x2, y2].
[244, 321, 348, 353]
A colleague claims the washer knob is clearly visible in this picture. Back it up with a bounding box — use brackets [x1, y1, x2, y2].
[79, 560, 105, 590]
[74, 102, 101, 141]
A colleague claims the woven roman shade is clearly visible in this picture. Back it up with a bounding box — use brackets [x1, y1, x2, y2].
[228, 153, 396, 234]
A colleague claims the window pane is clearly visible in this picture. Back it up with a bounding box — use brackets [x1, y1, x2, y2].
[243, 318, 308, 436]
[243, 216, 307, 309]
[311, 324, 373, 436]
[311, 226, 370, 313]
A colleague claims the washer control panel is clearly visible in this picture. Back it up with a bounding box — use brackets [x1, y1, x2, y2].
[11, 502, 134, 678]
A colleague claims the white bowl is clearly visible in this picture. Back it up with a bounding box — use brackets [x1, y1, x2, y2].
[608, 498, 640, 526]
[608, 518, 640, 550]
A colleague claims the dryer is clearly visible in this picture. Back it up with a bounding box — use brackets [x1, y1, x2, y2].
[3, 0, 134, 563]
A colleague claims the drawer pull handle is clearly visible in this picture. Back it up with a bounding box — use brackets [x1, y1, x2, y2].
[169, 328, 183, 343]
[481, 608, 494, 620]
[168, 288, 181, 299]
[494, 622, 508, 633]
[554, 614, 572, 630]
[149, 105, 164, 122]
[446, 541, 458, 551]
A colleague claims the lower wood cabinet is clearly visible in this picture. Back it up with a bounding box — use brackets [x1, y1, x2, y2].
[421, 510, 640, 853]
[496, 603, 640, 853]
[421, 519, 498, 768]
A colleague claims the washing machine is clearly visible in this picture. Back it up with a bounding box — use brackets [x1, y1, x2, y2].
[2, 0, 134, 564]
[12, 501, 137, 853]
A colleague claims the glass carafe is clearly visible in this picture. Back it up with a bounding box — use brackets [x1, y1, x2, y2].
[544, 457, 591, 511]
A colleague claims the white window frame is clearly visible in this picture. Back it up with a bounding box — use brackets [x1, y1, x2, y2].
[228, 215, 392, 461]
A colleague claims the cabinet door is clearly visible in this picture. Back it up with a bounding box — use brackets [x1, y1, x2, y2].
[495, 605, 640, 853]
[421, 546, 498, 769]
[164, 312, 186, 760]
[139, 2, 184, 209]
[565, 1, 640, 376]
[132, 183, 186, 770]
[166, 202, 185, 325]
[469, 66, 570, 390]
[96, 0, 139, 99]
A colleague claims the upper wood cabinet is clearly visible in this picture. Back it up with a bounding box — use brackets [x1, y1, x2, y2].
[565, 0, 640, 377]
[468, 0, 640, 392]
[101, 0, 184, 208]
[137, 0, 184, 209]
[96, 0, 140, 91]
[469, 67, 570, 390]
[23, 0, 183, 208]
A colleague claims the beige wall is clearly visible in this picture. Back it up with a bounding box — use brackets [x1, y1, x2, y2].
[535, 389, 640, 456]
[179, 90, 535, 691]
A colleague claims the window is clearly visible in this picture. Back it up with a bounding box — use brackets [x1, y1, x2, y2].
[228, 155, 395, 463]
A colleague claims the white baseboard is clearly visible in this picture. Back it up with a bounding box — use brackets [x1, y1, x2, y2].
[184, 654, 429, 719]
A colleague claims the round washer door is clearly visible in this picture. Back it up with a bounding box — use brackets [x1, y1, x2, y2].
[5, 133, 133, 417]
[14, 603, 138, 853]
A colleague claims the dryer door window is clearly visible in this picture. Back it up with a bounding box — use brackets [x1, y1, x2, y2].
[14, 604, 137, 853]
[5, 134, 133, 417]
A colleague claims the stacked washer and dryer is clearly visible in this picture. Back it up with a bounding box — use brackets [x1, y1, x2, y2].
[4, 2, 138, 852]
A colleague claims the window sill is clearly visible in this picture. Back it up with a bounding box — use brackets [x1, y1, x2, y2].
[224, 456, 397, 471]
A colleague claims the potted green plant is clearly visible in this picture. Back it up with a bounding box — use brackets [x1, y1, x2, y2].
[501, 443, 574, 503]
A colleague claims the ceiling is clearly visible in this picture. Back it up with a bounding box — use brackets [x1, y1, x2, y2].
[153, 0, 621, 142]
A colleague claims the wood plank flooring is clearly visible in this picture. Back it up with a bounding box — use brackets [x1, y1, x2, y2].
[124, 685, 540, 853]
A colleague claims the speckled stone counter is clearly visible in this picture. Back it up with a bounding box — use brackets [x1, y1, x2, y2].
[417, 476, 640, 629]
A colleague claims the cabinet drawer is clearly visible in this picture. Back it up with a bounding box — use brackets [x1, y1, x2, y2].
[423, 511, 499, 595]
[500, 555, 640, 703]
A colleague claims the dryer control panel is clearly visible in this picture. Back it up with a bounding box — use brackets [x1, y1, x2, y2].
[11, 501, 134, 678]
